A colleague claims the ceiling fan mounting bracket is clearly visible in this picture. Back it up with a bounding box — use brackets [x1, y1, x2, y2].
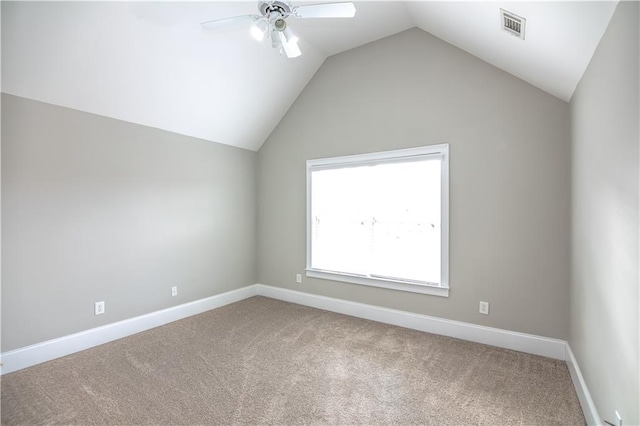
[259, 1, 292, 18]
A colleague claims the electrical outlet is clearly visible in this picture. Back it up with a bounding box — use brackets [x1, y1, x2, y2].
[615, 410, 622, 426]
[479, 301, 489, 315]
[171, 286, 178, 297]
[94, 301, 105, 316]
[296, 274, 302, 283]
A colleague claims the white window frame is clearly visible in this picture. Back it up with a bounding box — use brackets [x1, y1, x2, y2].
[306, 144, 449, 297]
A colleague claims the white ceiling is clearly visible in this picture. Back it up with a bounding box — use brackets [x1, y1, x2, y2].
[1, 1, 618, 151]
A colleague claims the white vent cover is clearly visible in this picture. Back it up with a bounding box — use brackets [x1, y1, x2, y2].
[500, 9, 526, 40]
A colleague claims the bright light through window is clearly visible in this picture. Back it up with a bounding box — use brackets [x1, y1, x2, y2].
[306, 145, 449, 296]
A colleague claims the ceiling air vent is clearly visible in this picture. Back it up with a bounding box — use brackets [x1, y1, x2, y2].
[500, 9, 526, 40]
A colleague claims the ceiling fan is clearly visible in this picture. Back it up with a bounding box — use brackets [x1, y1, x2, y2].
[201, 1, 356, 59]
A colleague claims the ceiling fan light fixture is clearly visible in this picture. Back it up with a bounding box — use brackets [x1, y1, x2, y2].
[250, 18, 269, 41]
[274, 18, 287, 32]
[271, 29, 283, 49]
[283, 38, 301, 58]
[283, 27, 298, 45]
[284, 42, 302, 59]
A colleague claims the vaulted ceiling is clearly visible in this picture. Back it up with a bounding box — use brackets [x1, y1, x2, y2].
[2, 1, 618, 151]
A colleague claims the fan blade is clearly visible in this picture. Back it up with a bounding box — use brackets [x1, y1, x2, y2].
[201, 15, 256, 31]
[293, 2, 356, 18]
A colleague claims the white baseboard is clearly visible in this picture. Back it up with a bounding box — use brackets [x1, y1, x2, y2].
[255, 284, 598, 422]
[565, 344, 601, 425]
[0, 285, 259, 375]
[2, 282, 596, 426]
[255, 284, 567, 360]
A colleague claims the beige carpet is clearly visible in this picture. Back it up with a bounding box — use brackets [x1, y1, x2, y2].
[1, 296, 585, 425]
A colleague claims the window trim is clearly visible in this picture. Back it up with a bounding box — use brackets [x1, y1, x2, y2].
[306, 144, 449, 297]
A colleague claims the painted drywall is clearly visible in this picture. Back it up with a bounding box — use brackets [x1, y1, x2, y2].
[1, 3, 3, 363]
[1, 94, 257, 352]
[0, 3, 3, 361]
[569, 1, 640, 424]
[257, 28, 571, 340]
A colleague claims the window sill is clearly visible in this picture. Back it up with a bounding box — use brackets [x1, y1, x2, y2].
[305, 269, 449, 297]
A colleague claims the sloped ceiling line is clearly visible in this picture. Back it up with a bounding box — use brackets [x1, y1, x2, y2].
[1, 1, 617, 151]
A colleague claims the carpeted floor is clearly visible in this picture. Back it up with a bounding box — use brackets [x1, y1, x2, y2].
[1, 296, 585, 425]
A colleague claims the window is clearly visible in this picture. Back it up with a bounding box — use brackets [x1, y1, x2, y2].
[306, 144, 449, 297]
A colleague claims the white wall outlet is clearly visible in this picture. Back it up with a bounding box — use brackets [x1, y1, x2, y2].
[479, 301, 490, 315]
[94, 301, 105, 316]
[296, 274, 302, 283]
[615, 410, 622, 426]
[171, 286, 178, 297]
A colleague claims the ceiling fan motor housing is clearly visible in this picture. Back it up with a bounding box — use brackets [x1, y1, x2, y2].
[259, 1, 292, 18]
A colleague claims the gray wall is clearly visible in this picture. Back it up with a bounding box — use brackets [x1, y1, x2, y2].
[257, 28, 571, 339]
[569, 1, 639, 424]
[1, 94, 257, 352]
